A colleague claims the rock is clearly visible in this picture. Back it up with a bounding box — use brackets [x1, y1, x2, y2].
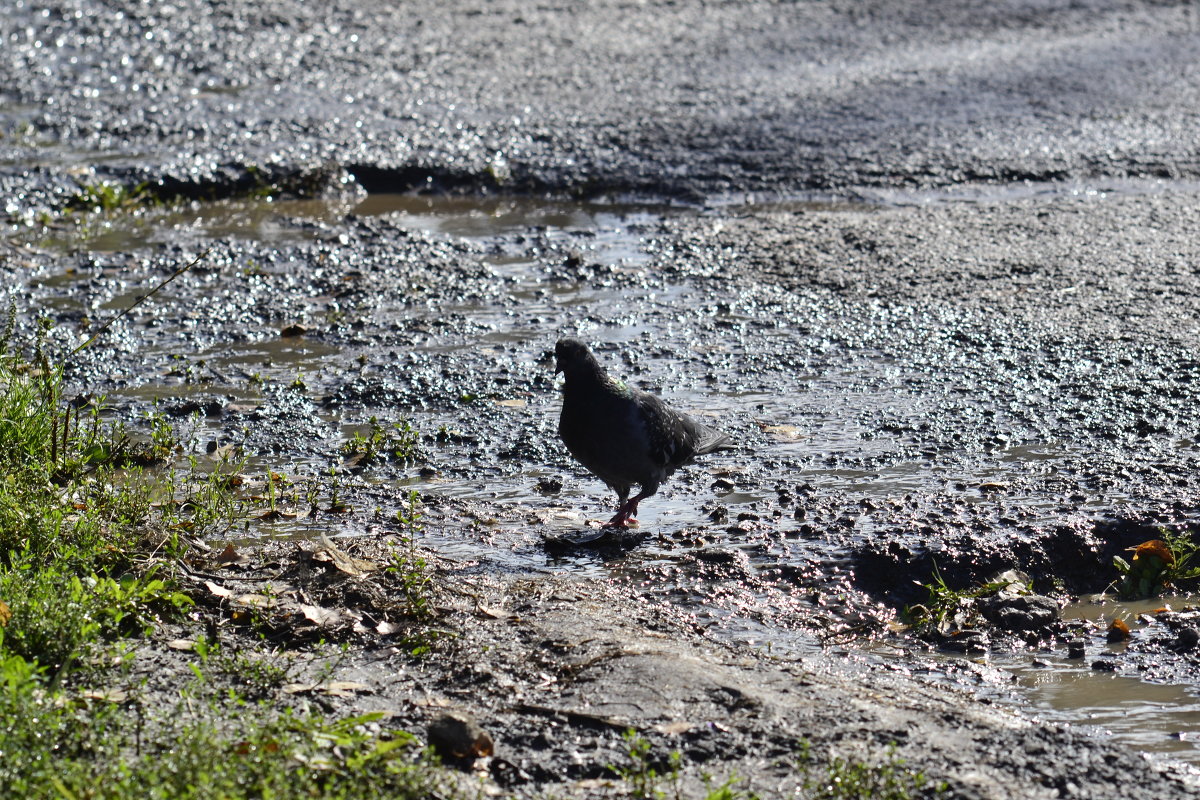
[1174, 627, 1200, 652]
[536, 475, 563, 494]
[427, 711, 494, 762]
[1067, 638, 1086, 659]
[942, 629, 989, 653]
[978, 594, 1060, 632]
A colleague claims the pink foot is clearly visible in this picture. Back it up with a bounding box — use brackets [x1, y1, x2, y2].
[606, 499, 642, 528]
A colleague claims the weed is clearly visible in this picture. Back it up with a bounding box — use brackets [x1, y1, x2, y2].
[0, 288, 449, 798]
[216, 649, 293, 699]
[608, 730, 683, 800]
[342, 415, 421, 466]
[902, 565, 1027, 637]
[389, 492, 432, 621]
[0, 679, 446, 799]
[326, 465, 348, 512]
[1112, 528, 1200, 599]
[797, 741, 947, 799]
[63, 180, 150, 213]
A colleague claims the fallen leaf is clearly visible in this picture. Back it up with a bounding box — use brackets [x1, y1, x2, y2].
[1131, 539, 1174, 565]
[376, 620, 402, 635]
[167, 639, 196, 651]
[476, 603, 510, 620]
[215, 543, 248, 565]
[654, 721, 695, 735]
[1107, 618, 1132, 642]
[204, 581, 233, 599]
[233, 593, 273, 609]
[0, 600, 11, 627]
[760, 423, 802, 440]
[414, 696, 453, 708]
[494, 398, 526, 408]
[282, 681, 368, 697]
[300, 604, 342, 627]
[282, 683, 317, 695]
[81, 689, 127, 703]
[314, 536, 379, 577]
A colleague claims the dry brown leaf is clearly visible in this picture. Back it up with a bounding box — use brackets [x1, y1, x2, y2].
[1131, 539, 1174, 565]
[215, 543, 248, 565]
[315, 536, 379, 577]
[0, 600, 11, 627]
[166, 639, 196, 651]
[81, 689, 128, 703]
[414, 696, 454, 708]
[282, 681, 368, 697]
[494, 398, 526, 408]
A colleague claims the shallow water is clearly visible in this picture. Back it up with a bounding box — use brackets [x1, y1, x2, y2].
[41, 191, 1200, 765]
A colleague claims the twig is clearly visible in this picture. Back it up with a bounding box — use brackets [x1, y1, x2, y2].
[68, 248, 210, 359]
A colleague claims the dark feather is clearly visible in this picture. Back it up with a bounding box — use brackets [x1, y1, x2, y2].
[554, 338, 733, 524]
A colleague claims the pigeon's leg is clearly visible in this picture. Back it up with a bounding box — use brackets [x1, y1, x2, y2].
[607, 483, 657, 527]
[606, 487, 634, 527]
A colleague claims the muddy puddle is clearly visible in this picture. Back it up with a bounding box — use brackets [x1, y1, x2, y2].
[29, 190, 1200, 766]
[985, 595, 1200, 764]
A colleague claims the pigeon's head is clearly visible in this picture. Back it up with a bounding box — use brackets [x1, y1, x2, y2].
[554, 338, 601, 378]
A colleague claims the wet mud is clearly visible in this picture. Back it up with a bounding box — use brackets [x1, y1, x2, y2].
[7, 0, 1200, 796]
[7, 189, 1200, 792]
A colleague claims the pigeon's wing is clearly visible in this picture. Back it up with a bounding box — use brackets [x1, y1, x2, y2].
[690, 422, 733, 455]
[635, 391, 732, 469]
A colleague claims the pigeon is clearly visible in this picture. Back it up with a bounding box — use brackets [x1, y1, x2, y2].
[554, 338, 732, 527]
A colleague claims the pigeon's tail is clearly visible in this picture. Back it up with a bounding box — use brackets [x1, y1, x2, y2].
[693, 425, 734, 455]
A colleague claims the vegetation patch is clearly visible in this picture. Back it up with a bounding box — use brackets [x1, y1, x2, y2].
[0, 326, 447, 797]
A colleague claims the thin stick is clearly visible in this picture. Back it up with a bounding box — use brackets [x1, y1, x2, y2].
[68, 248, 211, 359]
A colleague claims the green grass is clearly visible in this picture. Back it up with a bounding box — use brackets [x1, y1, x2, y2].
[0, 339, 448, 797]
[0, 688, 446, 799]
[798, 742, 947, 799]
[62, 180, 151, 213]
[901, 565, 1028, 637]
[342, 415, 422, 466]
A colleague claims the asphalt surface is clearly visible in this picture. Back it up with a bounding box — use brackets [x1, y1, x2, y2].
[3, 0, 1200, 205]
